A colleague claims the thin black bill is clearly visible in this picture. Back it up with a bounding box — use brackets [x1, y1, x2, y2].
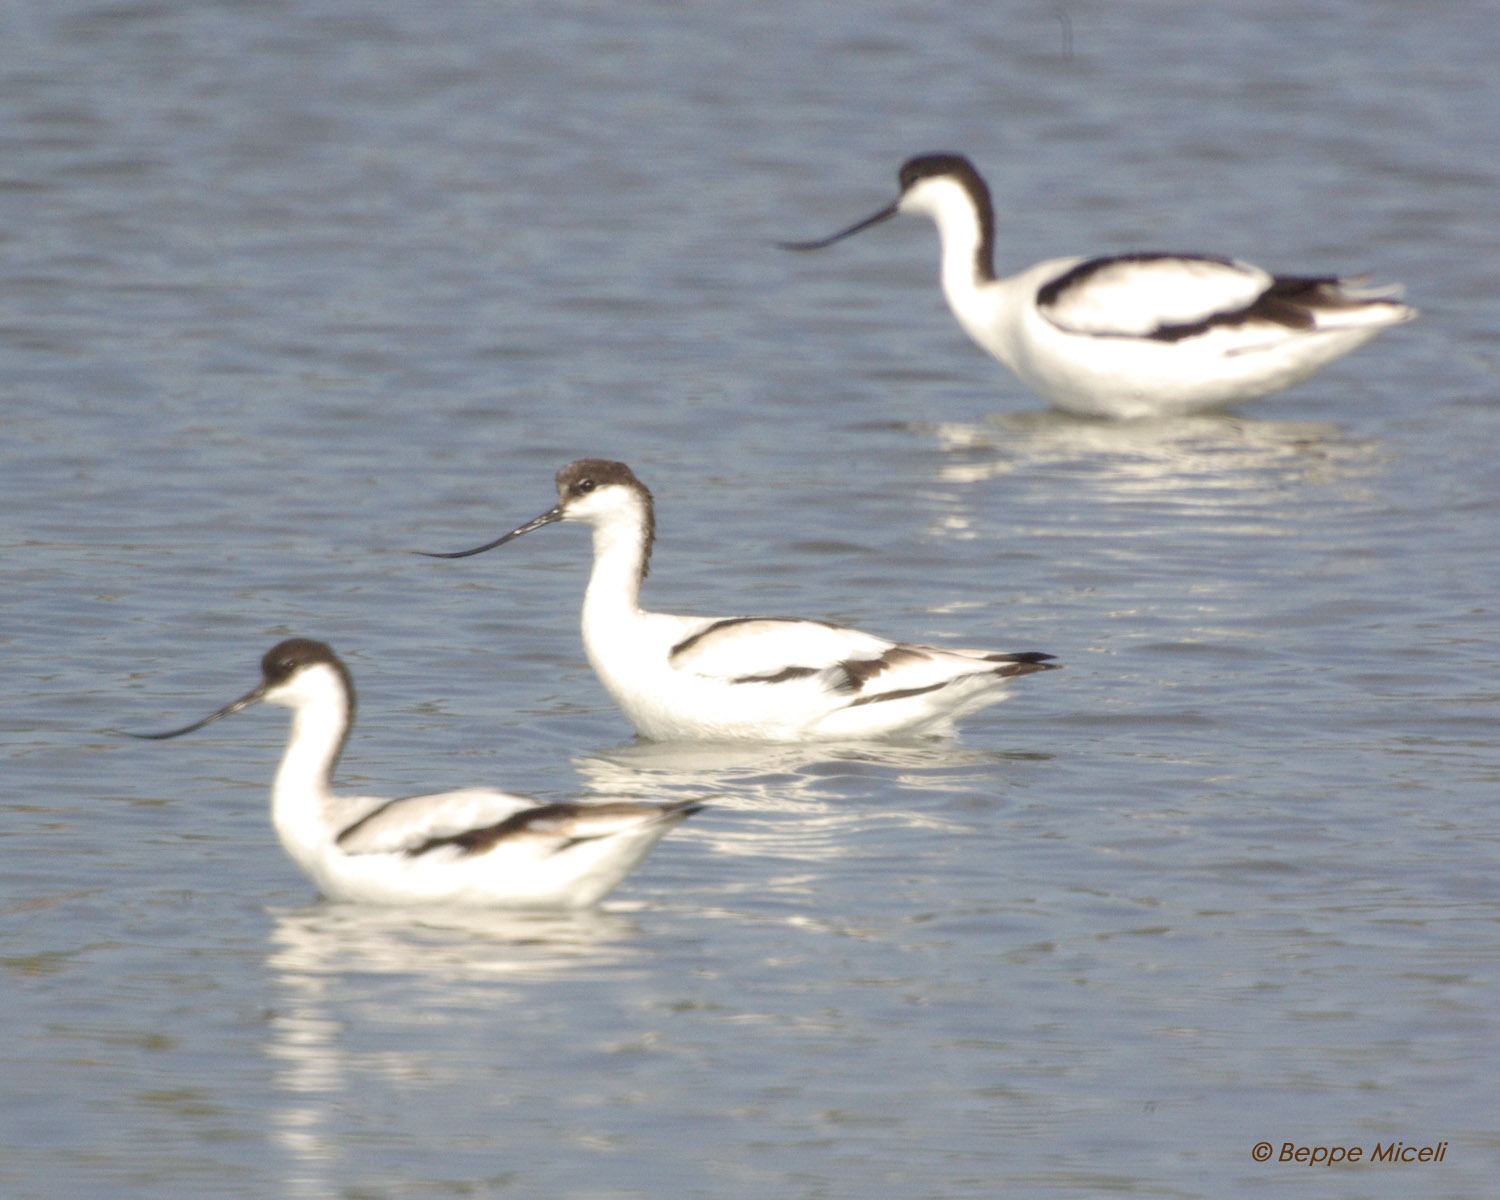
[777, 201, 899, 252]
[418, 505, 564, 560]
[118, 684, 264, 740]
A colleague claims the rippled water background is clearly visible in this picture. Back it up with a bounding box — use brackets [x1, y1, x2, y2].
[3, 2, 1498, 1197]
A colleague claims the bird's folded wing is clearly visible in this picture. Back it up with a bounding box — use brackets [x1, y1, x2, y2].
[668, 616, 895, 684]
[1040, 254, 1271, 336]
[336, 788, 538, 856]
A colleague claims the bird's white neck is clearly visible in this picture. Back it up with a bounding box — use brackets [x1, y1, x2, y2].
[901, 177, 1007, 352]
[938, 214, 999, 337]
[910, 178, 994, 279]
[269, 678, 350, 864]
[581, 507, 650, 635]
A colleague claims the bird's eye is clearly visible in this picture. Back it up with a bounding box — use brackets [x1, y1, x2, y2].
[576, 478, 596, 494]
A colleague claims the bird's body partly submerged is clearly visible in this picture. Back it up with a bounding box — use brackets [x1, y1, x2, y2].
[425, 459, 1058, 742]
[124, 638, 699, 908]
[781, 153, 1416, 420]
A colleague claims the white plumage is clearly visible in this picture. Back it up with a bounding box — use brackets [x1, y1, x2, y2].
[782, 153, 1416, 419]
[124, 638, 700, 907]
[425, 459, 1058, 742]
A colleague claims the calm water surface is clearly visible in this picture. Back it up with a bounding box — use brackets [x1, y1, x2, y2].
[3, 2, 1498, 1197]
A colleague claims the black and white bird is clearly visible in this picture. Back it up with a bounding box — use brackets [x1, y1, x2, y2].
[781, 152, 1415, 419]
[424, 459, 1058, 742]
[123, 638, 701, 907]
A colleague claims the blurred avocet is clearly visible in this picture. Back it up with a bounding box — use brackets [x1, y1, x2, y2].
[424, 459, 1058, 741]
[123, 638, 700, 907]
[781, 152, 1415, 419]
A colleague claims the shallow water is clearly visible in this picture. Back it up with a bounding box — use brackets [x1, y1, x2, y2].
[3, 1, 1498, 1197]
